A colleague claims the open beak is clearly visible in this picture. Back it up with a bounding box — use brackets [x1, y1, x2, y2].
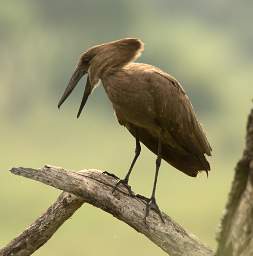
[76, 75, 92, 118]
[58, 66, 92, 118]
[58, 67, 85, 109]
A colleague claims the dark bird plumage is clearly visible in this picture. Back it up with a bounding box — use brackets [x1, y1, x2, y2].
[58, 38, 212, 221]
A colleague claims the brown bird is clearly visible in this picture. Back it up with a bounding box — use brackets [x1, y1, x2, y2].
[58, 38, 212, 222]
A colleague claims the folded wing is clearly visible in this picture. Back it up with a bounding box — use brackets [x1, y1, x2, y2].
[126, 69, 212, 176]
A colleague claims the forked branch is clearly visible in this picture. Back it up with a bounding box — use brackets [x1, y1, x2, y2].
[1, 107, 253, 256]
[0, 166, 213, 256]
[0, 192, 84, 256]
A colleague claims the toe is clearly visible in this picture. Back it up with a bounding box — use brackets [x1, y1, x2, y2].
[144, 198, 165, 223]
[112, 179, 133, 196]
[103, 171, 119, 179]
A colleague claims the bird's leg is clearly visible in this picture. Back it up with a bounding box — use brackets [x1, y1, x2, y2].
[144, 136, 165, 223]
[112, 136, 141, 196]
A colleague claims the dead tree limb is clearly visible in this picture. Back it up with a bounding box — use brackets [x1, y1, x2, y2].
[0, 192, 84, 256]
[1, 166, 213, 256]
[2, 107, 253, 256]
[216, 108, 253, 256]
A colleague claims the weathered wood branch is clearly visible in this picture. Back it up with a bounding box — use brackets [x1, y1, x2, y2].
[0, 192, 84, 256]
[1, 166, 213, 256]
[2, 107, 253, 256]
[216, 108, 253, 256]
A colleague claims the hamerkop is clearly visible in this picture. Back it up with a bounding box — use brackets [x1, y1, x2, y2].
[58, 38, 212, 222]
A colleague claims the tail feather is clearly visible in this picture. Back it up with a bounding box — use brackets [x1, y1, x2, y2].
[127, 125, 210, 177]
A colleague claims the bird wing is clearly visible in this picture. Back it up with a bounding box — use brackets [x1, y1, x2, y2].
[149, 69, 212, 158]
[126, 122, 209, 177]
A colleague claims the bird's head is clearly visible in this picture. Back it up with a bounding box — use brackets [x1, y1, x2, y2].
[57, 38, 144, 118]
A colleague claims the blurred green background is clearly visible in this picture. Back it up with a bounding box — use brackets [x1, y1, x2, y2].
[0, 1, 252, 255]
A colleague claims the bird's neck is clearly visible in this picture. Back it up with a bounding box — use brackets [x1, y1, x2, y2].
[88, 47, 142, 86]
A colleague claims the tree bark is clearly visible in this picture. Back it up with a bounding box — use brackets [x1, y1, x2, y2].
[1, 107, 253, 256]
[216, 108, 253, 256]
[0, 192, 84, 256]
[1, 166, 213, 256]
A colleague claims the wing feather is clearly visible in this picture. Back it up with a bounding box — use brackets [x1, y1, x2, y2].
[150, 69, 212, 157]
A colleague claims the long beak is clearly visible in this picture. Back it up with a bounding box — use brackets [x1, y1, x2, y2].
[58, 67, 85, 109]
[77, 76, 92, 118]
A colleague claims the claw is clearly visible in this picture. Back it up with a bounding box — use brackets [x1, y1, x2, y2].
[103, 172, 134, 196]
[135, 194, 149, 202]
[112, 179, 134, 196]
[144, 197, 165, 224]
[136, 194, 165, 223]
[102, 171, 119, 180]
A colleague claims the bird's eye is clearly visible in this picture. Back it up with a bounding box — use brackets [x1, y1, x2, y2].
[81, 57, 90, 65]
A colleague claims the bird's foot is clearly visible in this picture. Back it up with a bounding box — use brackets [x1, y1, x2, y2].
[135, 194, 150, 202]
[103, 172, 134, 196]
[136, 194, 164, 223]
[144, 196, 165, 224]
[102, 171, 119, 180]
[112, 178, 134, 196]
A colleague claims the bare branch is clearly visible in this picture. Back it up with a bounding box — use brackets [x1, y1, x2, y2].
[4, 165, 213, 256]
[216, 108, 253, 256]
[2, 108, 253, 256]
[0, 192, 84, 256]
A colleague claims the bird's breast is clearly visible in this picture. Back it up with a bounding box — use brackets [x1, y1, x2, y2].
[101, 72, 159, 132]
